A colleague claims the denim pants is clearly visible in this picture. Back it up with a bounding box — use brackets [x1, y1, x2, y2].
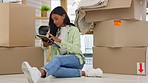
[42, 54, 85, 78]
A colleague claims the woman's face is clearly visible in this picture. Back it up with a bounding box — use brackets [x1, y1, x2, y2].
[51, 13, 65, 27]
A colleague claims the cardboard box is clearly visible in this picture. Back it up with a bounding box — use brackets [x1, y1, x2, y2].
[93, 47, 148, 75]
[0, 47, 44, 74]
[94, 20, 148, 47]
[0, 3, 35, 47]
[46, 48, 50, 62]
[85, 0, 146, 22]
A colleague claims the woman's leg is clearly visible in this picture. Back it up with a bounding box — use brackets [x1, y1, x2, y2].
[50, 55, 103, 78]
[52, 67, 82, 78]
[41, 54, 85, 77]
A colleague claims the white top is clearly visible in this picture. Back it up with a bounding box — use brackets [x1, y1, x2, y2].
[58, 27, 67, 41]
[57, 27, 67, 55]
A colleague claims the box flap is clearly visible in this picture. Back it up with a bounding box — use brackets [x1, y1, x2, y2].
[105, 0, 132, 9]
[84, 0, 132, 11]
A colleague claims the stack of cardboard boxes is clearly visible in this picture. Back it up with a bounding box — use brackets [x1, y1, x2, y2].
[0, 3, 44, 74]
[85, 0, 148, 75]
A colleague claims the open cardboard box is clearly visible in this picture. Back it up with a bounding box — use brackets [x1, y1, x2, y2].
[85, 0, 146, 22]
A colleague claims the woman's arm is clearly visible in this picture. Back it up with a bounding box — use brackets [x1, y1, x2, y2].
[60, 27, 81, 54]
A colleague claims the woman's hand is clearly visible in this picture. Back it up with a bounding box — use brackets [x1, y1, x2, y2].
[49, 34, 61, 43]
[42, 41, 53, 47]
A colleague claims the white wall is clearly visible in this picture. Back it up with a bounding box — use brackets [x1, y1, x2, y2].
[26, 0, 51, 35]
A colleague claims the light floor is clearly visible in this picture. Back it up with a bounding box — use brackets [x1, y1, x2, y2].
[0, 73, 148, 83]
[0, 64, 148, 83]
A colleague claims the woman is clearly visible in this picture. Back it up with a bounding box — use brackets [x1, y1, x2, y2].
[22, 6, 103, 83]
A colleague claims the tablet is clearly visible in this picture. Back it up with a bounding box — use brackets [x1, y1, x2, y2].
[37, 35, 53, 42]
[36, 35, 60, 48]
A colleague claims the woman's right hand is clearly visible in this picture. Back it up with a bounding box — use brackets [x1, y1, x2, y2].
[42, 41, 53, 47]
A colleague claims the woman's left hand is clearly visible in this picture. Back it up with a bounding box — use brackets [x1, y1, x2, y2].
[49, 34, 61, 43]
